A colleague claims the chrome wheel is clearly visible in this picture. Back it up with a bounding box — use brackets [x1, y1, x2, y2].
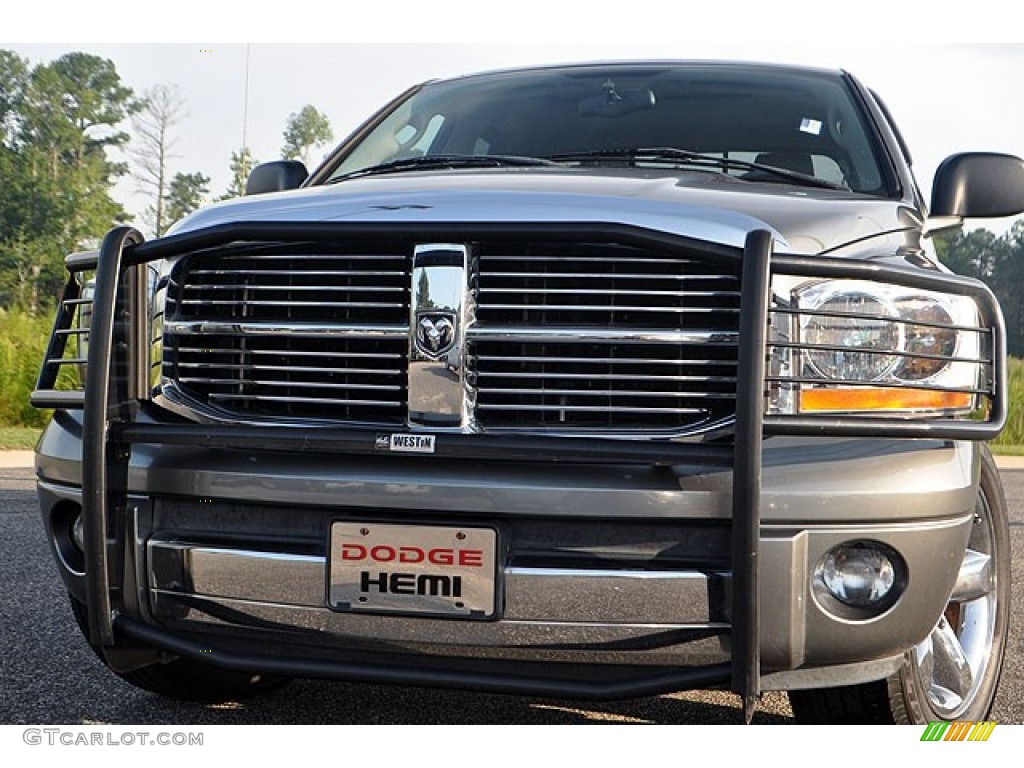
[913, 490, 998, 719]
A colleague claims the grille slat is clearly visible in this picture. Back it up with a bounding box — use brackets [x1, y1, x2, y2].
[480, 304, 738, 314]
[482, 271, 736, 281]
[470, 327, 735, 343]
[176, 363, 402, 376]
[208, 394, 404, 407]
[179, 378, 403, 392]
[185, 284, 403, 293]
[165, 321, 408, 338]
[477, 404, 710, 414]
[481, 254, 728, 265]
[187, 269, 406, 277]
[175, 347, 402, 361]
[178, 300, 407, 308]
[480, 387, 731, 398]
[477, 355, 736, 366]
[479, 287, 739, 297]
[214, 253, 407, 261]
[476, 371, 738, 383]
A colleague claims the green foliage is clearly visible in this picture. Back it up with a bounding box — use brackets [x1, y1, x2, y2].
[0, 307, 63, 427]
[992, 357, 1024, 447]
[934, 222, 1024, 356]
[0, 426, 42, 450]
[933, 227, 1008, 279]
[281, 104, 333, 168]
[0, 50, 29, 139]
[165, 171, 211, 227]
[223, 147, 257, 200]
[0, 49, 137, 311]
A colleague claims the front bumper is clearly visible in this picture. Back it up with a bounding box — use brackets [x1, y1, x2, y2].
[37, 409, 979, 691]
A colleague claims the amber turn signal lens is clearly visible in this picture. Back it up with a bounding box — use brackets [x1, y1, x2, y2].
[799, 387, 973, 413]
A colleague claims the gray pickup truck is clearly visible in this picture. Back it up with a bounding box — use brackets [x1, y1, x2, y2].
[32, 61, 1024, 723]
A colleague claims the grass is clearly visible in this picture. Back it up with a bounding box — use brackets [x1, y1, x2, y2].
[0, 307, 68, 430]
[0, 306, 74, 450]
[989, 444, 1024, 455]
[990, 357, 1024, 451]
[0, 426, 42, 450]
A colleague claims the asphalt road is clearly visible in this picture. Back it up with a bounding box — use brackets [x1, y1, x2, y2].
[1, 464, 1022, 726]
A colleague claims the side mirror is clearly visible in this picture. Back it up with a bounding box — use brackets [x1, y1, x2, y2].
[931, 152, 1024, 218]
[245, 160, 308, 196]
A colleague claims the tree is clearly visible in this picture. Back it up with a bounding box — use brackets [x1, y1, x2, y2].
[223, 147, 257, 199]
[987, 220, 1024, 357]
[934, 227, 1008, 279]
[165, 171, 211, 225]
[0, 50, 137, 311]
[26, 52, 136, 175]
[0, 52, 33, 304]
[281, 105, 333, 168]
[20, 52, 137, 245]
[0, 50, 28, 142]
[935, 224, 1024, 356]
[131, 84, 187, 237]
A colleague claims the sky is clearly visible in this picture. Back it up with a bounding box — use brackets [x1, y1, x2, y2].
[5, 7, 1024, 236]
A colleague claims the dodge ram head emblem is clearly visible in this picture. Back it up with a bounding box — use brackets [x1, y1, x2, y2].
[415, 311, 457, 358]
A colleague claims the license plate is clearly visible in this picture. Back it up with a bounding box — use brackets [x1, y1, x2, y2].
[328, 522, 497, 618]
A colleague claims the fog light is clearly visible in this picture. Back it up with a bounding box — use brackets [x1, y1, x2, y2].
[816, 542, 896, 607]
[71, 512, 85, 552]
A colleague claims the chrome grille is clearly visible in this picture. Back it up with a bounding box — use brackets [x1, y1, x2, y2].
[164, 335, 407, 422]
[170, 244, 408, 324]
[162, 238, 740, 433]
[476, 243, 739, 330]
[471, 242, 741, 431]
[164, 244, 409, 423]
[471, 340, 738, 430]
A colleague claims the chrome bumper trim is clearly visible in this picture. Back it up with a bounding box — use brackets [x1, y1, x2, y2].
[148, 539, 729, 664]
[148, 540, 721, 625]
[504, 566, 720, 624]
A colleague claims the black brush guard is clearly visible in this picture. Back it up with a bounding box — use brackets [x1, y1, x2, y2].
[32, 222, 1007, 722]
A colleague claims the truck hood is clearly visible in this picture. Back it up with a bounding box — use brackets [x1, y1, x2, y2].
[170, 169, 921, 254]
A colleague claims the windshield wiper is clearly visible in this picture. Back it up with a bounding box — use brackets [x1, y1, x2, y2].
[547, 147, 849, 191]
[329, 154, 559, 183]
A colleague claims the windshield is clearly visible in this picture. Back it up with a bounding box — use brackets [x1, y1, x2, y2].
[323, 64, 893, 196]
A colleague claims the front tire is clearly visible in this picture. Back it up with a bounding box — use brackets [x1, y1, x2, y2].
[789, 446, 1010, 724]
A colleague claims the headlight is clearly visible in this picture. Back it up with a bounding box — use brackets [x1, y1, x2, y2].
[898, 297, 957, 380]
[768, 278, 983, 415]
[802, 288, 902, 381]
